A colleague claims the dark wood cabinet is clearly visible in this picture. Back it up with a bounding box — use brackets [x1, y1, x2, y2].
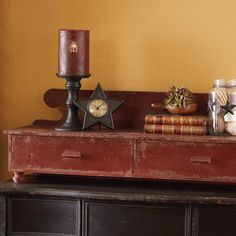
[193, 206, 236, 236]
[8, 197, 80, 236]
[1, 176, 236, 236]
[83, 200, 189, 236]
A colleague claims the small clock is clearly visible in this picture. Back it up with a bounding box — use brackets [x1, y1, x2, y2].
[88, 99, 108, 118]
[74, 83, 123, 130]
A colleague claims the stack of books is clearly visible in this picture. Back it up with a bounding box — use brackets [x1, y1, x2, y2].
[144, 114, 208, 135]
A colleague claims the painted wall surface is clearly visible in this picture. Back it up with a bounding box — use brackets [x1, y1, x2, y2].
[1, 0, 236, 179]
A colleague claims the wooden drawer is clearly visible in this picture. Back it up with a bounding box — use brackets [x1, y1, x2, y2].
[10, 135, 133, 177]
[193, 206, 236, 236]
[83, 200, 190, 236]
[8, 197, 80, 236]
[135, 140, 236, 183]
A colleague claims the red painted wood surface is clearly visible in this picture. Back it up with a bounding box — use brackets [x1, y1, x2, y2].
[135, 140, 236, 183]
[5, 126, 236, 184]
[10, 134, 133, 177]
[34, 89, 208, 130]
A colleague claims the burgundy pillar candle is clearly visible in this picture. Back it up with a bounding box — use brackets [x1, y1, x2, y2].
[58, 29, 89, 76]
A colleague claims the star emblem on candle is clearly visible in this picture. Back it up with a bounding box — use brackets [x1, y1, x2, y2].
[69, 41, 78, 53]
[220, 101, 236, 116]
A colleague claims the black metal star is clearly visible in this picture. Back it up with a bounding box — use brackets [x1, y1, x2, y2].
[74, 83, 124, 130]
[220, 101, 236, 116]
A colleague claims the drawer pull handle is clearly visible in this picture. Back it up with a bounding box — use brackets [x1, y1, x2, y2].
[190, 157, 211, 164]
[62, 151, 83, 159]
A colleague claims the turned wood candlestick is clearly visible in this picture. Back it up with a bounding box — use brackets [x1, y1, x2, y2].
[56, 74, 90, 131]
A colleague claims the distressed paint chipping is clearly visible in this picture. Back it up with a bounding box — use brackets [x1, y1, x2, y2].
[4, 126, 236, 184]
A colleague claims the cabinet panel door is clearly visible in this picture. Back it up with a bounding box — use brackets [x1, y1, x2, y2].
[83, 200, 190, 236]
[8, 197, 80, 236]
[194, 206, 236, 236]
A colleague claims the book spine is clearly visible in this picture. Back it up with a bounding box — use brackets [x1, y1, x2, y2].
[144, 124, 207, 135]
[145, 114, 208, 126]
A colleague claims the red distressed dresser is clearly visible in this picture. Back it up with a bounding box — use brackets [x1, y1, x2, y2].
[4, 89, 236, 184]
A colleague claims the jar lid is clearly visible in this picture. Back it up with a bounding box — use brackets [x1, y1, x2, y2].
[214, 79, 226, 87]
[226, 79, 236, 87]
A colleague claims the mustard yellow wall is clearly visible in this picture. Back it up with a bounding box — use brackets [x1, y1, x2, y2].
[1, 0, 236, 179]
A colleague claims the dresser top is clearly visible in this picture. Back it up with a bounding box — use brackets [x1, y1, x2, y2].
[4, 125, 236, 144]
[1, 175, 236, 205]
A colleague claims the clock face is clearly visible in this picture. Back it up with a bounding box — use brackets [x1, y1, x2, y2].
[88, 99, 108, 118]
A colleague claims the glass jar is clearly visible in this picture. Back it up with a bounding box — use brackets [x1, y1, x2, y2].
[225, 79, 236, 135]
[208, 79, 227, 135]
[226, 79, 236, 95]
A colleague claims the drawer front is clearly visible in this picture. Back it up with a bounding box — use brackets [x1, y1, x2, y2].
[83, 200, 189, 236]
[10, 135, 133, 176]
[193, 206, 236, 236]
[135, 140, 236, 183]
[8, 197, 79, 236]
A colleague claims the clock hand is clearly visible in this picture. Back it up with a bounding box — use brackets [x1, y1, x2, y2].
[97, 102, 105, 109]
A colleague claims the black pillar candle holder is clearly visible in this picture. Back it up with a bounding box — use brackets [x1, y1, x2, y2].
[56, 74, 91, 131]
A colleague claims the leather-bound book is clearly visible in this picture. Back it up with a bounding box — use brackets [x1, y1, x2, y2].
[58, 29, 89, 76]
[144, 124, 208, 135]
[145, 114, 208, 126]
